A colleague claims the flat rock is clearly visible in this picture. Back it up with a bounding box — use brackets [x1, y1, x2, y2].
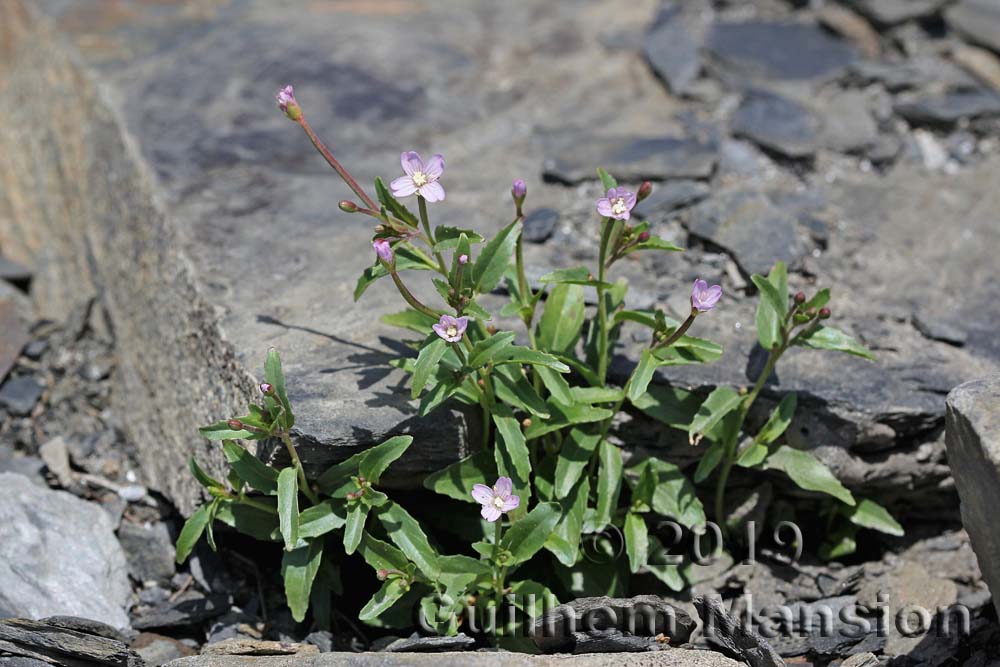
[945, 0, 1000, 55]
[0, 618, 142, 667]
[634, 181, 711, 221]
[821, 90, 879, 153]
[0, 300, 30, 384]
[164, 651, 741, 667]
[521, 208, 560, 244]
[117, 521, 177, 584]
[0, 256, 32, 291]
[946, 376, 1000, 620]
[685, 190, 810, 277]
[705, 21, 857, 84]
[0, 473, 131, 629]
[381, 634, 475, 653]
[0, 375, 43, 417]
[132, 592, 230, 630]
[543, 134, 717, 185]
[693, 595, 784, 667]
[643, 2, 710, 96]
[843, 0, 948, 26]
[731, 90, 820, 159]
[202, 639, 319, 656]
[894, 90, 1000, 127]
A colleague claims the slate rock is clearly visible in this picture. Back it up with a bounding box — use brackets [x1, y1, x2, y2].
[381, 633, 475, 653]
[522, 208, 560, 244]
[643, 2, 707, 96]
[821, 91, 879, 154]
[634, 180, 711, 221]
[0, 473, 131, 629]
[912, 311, 967, 346]
[844, 0, 948, 26]
[946, 376, 1000, 621]
[894, 90, 1000, 127]
[0, 256, 32, 291]
[118, 520, 177, 584]
[946, 0, 1000, 55]
[0, 617, 142, 667]
[0, 376, 43, 417]
[133, 632, 198, 666]
[705, 21, 857, 84]
[731, 90, 820, 160]
[685, 190, 809, 277]
[543, 134, 717, 185]
[132, 592, 230, 630]
[694, 595, 785, 667]
[849, 58, 979, 92]
[201, 638, 319, 656]
[532, 595, 696, 654]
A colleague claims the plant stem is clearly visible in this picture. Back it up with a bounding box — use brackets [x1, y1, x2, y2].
[492, 520, 506, 606]
[596, 219, 614, 385]
[279, 431, 321, 504]
[386, 264, 439, 319]
[297, 117, 378, 211]
[418, 196, 448, 275]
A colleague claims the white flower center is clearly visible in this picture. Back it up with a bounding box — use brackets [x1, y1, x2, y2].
[412, 170, 429, 187]
[446, 325, 458, 338]
[492, 496, 505, 509]
[611, 197, 628, 215]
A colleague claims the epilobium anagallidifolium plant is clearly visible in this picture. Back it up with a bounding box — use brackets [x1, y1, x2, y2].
[175, 85, 903, 639]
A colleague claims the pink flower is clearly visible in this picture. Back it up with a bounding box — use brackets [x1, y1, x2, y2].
[458, 254, 469, 265]
[691, 279, 722, 312]
[373, 239, 393, 263]
[432, 314, 468, 342]
[275, 85, 301, 120]
[472, 477, 520, 522]
[391, 151, 445, 202]
[596, 187, 637, 221]
[512, 179, 527, 200]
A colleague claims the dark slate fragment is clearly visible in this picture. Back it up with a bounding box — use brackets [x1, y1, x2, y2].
[522, 208, 560, 244]
[569, 629, 662, 653]
[542, 135, 717, 185]
[0, 257, 31, 292]
[0, 618, 142, 667]
[946, 0, 1000, 55]
[117, 520, 177, 584]
[643, 2, 703, 96]
[844, 0, 948, 26]
[705, 21, 857, 83]
[382, 633, 475, 653]
[694, 595, 785, 667]
[0, 376, 43, 417]
[912, 312, 967, 346]
[894, 90, 1000, 127]
[634, 180, 711, 220]
[131, 592, 230, 630]
[731, 90, 820, 159]
[532, 595, 696, 654]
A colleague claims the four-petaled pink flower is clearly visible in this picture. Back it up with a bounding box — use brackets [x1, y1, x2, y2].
[432, 314, 468, 342]
[596, 187, 637, 221]
[373, 239, 393, 263]
[391, 151, 445, 202]
[691, 279, 722, 312]
[472, 477, 520, 522]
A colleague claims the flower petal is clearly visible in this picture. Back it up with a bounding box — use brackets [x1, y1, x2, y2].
[692, 279, 708, 295]
[391, 175, 418, 197]
[455, 316, 470, 333]
[493, 476, 513, 497]
[707, 285, 722, 302]
[481, 505, 502, 522]
[401, 151, 423, 176]
[471, 484, 494, 505]
[419, 181, 445, 202]
[606, 188, 618, 199]
[424, 154, 445, 179]
[596, 199, 613, 217]
[432, 323, 448, 339]
[501, 495, 520, 512]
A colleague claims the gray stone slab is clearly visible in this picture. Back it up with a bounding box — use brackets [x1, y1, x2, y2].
[731, 89, 820, 160]
[844, 0, 948, 26]
[946, 0, 1000, 55]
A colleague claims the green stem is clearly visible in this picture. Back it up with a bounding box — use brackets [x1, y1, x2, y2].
[297, 118, 378, 211]
[492, 519, 506, 606]
[279, 431, 321, 504]
[386, 264, 438, 319]
[418, 196, 448, 275]
[596, 219, 614, 385]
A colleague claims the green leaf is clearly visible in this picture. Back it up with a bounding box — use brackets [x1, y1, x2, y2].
[493, 346, 570, 372]
[474, 219, 521, 294]
[592, 440, 622, 532]
[846, 498, 904, 537]
[282, 538, 323, 622]
[359, 435, 413, 484]
[468, 332, 516, 368]
[298, 500, 347, 539]
[688, 386, 742, 445]
[801, 288, 830, 312]
[764, 446, 856, 506]
[525, 401, 613, 440]
[215, 501, 279, 542]
[796, 326, 875, 360]
[597, 168, 618, 191]
[493, 366, 551, 419]
[509, 580, 560, 612]
[493, 406, 532, 507]
[631, 385, 702, 430]
[315, 450, 367, 497]
[277, 468, 300, 551]
[624, 512, 649, 573]
[554, 429, 601, 500]
[630, 458, 706, 529]
[751, 274, 788, 321]
[358, 532, 411, 572]
[438, 554, 492, 590]
[424, 450, 496, 502]
[265, 348, 294, 429]
[820, 525, 857, 561]
[199, 420, 260, 441]
[755, 393, 797, 445]
[570, 386, 623, 404]
[735, 442, 769, 468]
[753, 261, 787, 350]
[221, 440, 278, 495]
[501, 502, 561, 565]
[625, 235, 684, 254]
[627, 350, 658, 403]
[536, 283, 585, 356]
[376, 502, 440, 578]
[359, 578, 409, 622]
[412, 338, 448, 398]
[693, 440, 725, 483]
[538, 266, 612, 288]
[646, 536, 685, 591]
[344, 502, 366, 554]
[189, 457, 224, 490]
[545, 476, 589, 566]
[433, 225, 484, 251]
[381, 309, 438, 335]
[175, 504, 212, 564]
[374, 176, 418, 227]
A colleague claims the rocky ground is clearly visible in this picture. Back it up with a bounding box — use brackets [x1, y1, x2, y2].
[4, 0, 1000, 665]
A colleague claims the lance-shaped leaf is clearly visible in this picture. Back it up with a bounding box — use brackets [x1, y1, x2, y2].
[298, 500, 347, 539]
[343, 502, 366, 554]
[433, 225, 484, 250]
[354, 246, 437, 301]
[381, 308, 438, 335]
[795, 326, 875, 360]
[536, 283, 585, 356]
[474, 219, 521, 294]
[597, 167, 618, 191]
[222, 440, 278, 495]
[277, 468, 299, 551]
[376, 502, 440, 579]
[493, 365, 550, 418]
[624, 511, 649, 573]
[753, 261, 787, 350]
[412, 338, 448, 398]
[468, 331, 516, 369]
[592, 440, 622, 532]
[764, 445, 855, 506]
[359, 435, 413, 484]
[755, 392, 797, 446]
[846, 498, 904, 536]
[265, 348, 294, 429]
[358, 532, 411, 572]
[538, 266, 612, 288]
[545, 476, 589, 567]
[501, 502, 561, 566]
[374, 176, 419, 227]
[359, 578, 409, 622]
[189, 457, 224, 491]
[424, 450, 496, 502]
[175, 504, 212, 564]
[688, 386, 742, 445]
[282, 538, 323, 622]
[629, 458, 706, 529]
[627, 350, 658, 403]
[554, 429, 600, 500]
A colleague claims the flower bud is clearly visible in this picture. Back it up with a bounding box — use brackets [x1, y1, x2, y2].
[486, 324, 498, 335]
[458, 254, 469, 265]
[819, 307, 831, 319]
[521, 418, 532, 429]
[511, 179, 527, 201]
[806, 308, 817, 318]
[275, 85, 302, 121]
[636, 181, 653, 202]
[339, 200, 359, 213]
[794, 292, 806, 304]
[637, 231, 651, 243]
[259, 382, 274, 395]
[228, 419, 244, 430]
[478, 379, 485, 387]
[376, 569, 390, 581]
[373, 239, 393, 263]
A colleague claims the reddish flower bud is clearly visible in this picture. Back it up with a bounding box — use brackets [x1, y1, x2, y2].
[228, 419, 244, 430]
[637, 231, 651, 243]
[819, 307, 831, 319]
[339, 200, 359, 213]
[637, 181, 653, 202]
[376, 569, 390, 581]
[486, 324, 498, 335]
[259, 382, 274, 395]
[794, 292, 806, 304]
